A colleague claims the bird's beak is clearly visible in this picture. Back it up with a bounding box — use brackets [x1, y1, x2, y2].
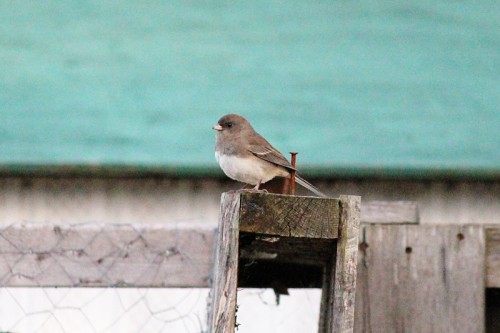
[213, 124, 223, 131]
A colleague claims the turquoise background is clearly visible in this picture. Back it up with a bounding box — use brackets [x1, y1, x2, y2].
[1, 1, 499, 177]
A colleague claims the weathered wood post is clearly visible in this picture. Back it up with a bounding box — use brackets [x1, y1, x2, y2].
[208, 191, 361, 333]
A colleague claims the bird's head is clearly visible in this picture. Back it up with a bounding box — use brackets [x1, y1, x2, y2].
[213, 114, 252, 136]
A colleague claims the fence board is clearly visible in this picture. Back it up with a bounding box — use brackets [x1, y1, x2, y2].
[239, 192, 340, 239]
[361, 201, 418, 224]
[1, 223, 498, 292]
[0, 223, 214, 287]
[354, 225, 485, 333]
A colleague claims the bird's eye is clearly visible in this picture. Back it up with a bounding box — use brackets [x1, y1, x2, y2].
[226, 122, 233, 128]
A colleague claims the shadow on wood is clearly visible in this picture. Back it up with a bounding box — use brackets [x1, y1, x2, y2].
[208, 191, 361, 333]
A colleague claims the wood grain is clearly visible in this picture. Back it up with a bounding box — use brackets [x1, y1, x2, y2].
[208, 192, 241, 333]
[0, 222, 214, 287]
[214, 192, 361, 333]
[361, 201, 418, 224]
[237, 191, 343, 292]
[0, 222, 497, 292]
[318, 196, 361, 333]
[354, 225, 485, 333]
[332, 196, 361, 333]
[239, 192, 340, 239]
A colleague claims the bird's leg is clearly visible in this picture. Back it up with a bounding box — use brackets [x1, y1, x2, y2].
[236, 181, 267, 193]
[253, 181, 268, 193]
[237, 183, 264, 193]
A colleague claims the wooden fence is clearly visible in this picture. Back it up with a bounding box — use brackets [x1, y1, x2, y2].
[0, 201, 498, 332]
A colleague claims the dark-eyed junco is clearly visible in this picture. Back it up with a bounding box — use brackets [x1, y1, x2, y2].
[213, 114, 327, 197]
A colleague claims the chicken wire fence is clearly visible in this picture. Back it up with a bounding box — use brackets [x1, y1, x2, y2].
[0, 288, 320, 333]
[0, 222, 212, 333]
[0, 223, 321, 333]
[0, 287, 208, 332]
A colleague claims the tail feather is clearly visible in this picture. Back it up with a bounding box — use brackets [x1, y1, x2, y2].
[295, 175, 328, 197]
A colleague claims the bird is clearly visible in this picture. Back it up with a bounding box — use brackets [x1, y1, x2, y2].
[213, 114, 327, 197]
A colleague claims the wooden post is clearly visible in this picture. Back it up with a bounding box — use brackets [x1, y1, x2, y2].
[208, 192, 361, 333]
[207, 192, 241, 333]
[318, 195, 361, 333]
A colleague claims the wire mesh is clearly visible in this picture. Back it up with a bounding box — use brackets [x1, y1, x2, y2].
[0, 223, 320, 333]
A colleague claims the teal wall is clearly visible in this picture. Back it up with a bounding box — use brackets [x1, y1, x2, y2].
[1, 1, 499, 177]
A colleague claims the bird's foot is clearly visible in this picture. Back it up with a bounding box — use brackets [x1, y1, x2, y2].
[235, 188, 268, 194]
[252, 182, 267, 193]
[232, 182, 267, 194]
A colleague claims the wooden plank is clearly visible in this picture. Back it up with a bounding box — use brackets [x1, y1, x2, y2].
[0, 223, 214, 287]
[207, 192, 240, 333]
[237, 192, 343, 292]
[332, 195, 361, 333]
[236, 192, 343, 292]
[354, 225, 485, 333]
[486, 227, 500, 288]
[239, 192, 340, 239]
[318, 195, 361, 333]
[361, 201, 418, 224]
[0, 222, 496, 294]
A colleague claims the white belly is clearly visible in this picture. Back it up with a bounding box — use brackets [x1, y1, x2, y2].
[215, 152, 287, 185]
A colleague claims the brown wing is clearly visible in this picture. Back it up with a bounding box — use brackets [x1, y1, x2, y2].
[248, 143, 295, 171]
